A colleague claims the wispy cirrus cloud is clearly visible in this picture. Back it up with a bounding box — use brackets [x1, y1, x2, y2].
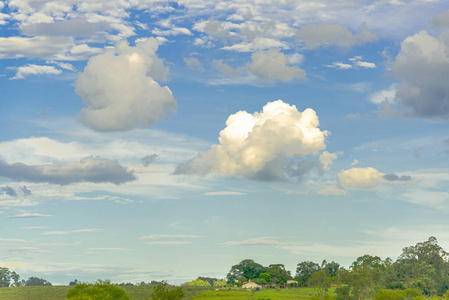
[219, 237, 302, 247]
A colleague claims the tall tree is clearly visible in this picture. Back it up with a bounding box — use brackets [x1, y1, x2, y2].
[226, 259, 265, 283]
[309, 270, 331, 300]
[266, 264, 292, 285]
[296, 261, 321, 287]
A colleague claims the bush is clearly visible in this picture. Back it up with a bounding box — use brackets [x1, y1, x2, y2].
[151, 281, 184, 300]
[67, 279, 130, 300]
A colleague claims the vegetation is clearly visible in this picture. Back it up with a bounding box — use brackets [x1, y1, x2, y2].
[2, 236, 449, 299]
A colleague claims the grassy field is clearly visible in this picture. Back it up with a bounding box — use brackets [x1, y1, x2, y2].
[0, 285, 340, 300]
[192, 287, 339, 300]
[0, 285, 209, 300]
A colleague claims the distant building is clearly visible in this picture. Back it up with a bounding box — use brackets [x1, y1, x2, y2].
[242, 281, 262, 289]
[286, 280, 298, 285]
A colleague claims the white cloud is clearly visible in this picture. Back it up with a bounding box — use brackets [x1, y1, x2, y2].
[248, 49, 306, 83]
[326, 62, 352, 69]
[9, 212, 52, 218]
[214, 49, 306, 84]
[338, 167, 385, 189]
[203, 191, 246, 196]
[139, 234, 202, 241]
[296, 23, 378, 49]
[176, 100, 329, 181]
[9, 64, 62, 80]
[219, 237, 302, 247]
[184, 57, 204, 72]
[392, 30, 449, 119]
[0, 36, 73, 59]
[317, 188, 346, 196]
[43, 229, 103, 235]
[354, 61, 376, 68]
[222, 37, 288, 52]
[139, 234, 202, 245]
[75, 38, 176, 131]
[369, 84, 397, 104]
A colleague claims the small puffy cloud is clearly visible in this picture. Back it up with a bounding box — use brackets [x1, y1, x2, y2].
[297, 23, 378, 49]
[215, 49, 305, 84]
[383, 173, 412, 181]
[338, 167, 385, 189]
[392, 30, 449, 119]
[175, 100, 329, 181]
[142, 154, 158, 167]
[326, 62, 353, 69]
[319, 151, 339, 172]
[317, 188, 346, 196]
[432, 9, 449, 28]
[248, 49, 306, 83]
[0, 156, 136, 185]
[354, 61, 376, 69]
[75, 38, 176, 131]
[9, 64, 62, 80]
[369, 84, 397, 104]
[9, 212, 52, 218]
[183, 57, 204, 72]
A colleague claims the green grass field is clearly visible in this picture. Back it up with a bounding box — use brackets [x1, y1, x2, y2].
[192, 287, 339, 300]
[0, 285, 339, 300]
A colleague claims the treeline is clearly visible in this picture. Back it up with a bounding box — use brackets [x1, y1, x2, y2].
[0, 267, 51, 287]
[225, 236, 449, 299]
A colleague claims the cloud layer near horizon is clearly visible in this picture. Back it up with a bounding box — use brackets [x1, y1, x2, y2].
[175, 100, 330, 181]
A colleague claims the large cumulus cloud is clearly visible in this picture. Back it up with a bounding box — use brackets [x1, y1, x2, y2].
[175, 100, 331, 181]
[75, 38, 176, 131]
[393, 30, 449, 119]
[0, 156, 136, 185]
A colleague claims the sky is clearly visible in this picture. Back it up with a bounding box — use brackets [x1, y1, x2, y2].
[1, 0, 449, 286]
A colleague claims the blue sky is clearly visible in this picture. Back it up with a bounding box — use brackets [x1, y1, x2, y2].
[1, 0, 449, 285]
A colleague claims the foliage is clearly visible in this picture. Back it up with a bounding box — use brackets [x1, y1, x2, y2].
[0, 267, 21, 287]
[227, 259, 266, 283]
[66, 279, 129, 300]
[335, 286, 350, 300]
[266, 264, 292, 285]
[23, 277, 52, 286]
[151, 281, 184, 300]
[184, 278, 212, 287]
[213, 280, 226, 287]
[296, 261, 321, 287]
[309, 270, 331, 299]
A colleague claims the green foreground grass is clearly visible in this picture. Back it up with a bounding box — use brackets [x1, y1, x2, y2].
[0, 285, 339, 300]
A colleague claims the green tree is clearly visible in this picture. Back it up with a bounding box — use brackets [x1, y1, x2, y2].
[296, 261, 321, 287]
[183, 278, 211, 286]
[373, 289, 406, 300]
[67, 280, 129, 300]
[0, 267, 15, 287]
[266, 264, 292, 285]
[23, 276, 52, 286]
[213, 280, 226, 287]
[151, 281, 184, 300]
[226, 259, 265, 283]
[335, 286, 350, 300]
[258, 272, 271, 285]
[309, 270, 331, 300]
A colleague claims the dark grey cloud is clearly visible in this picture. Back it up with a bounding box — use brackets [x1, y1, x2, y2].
[142, 154, 158, 167]
[0, 156, 136, 185]
[21, 19, 111, 38]
[284, 160, 317, 181]
[20, 186, 32, 196]
[383, 173, 412, 182]
[432, 10, 449, 28]
[1, 186, 17, 197]
[393, 30, 449, 119]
